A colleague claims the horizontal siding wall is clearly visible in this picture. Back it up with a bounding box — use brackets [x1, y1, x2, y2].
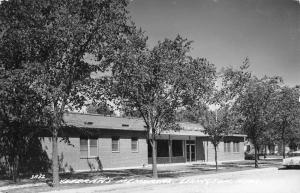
[40, 133, 148, 172]
[98, 137, 148, 169]
[41, 137, 81, 172]
[205, 140, 244, 162]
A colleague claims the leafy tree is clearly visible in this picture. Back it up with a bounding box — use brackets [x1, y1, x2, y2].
[0, 70, 51, 182]
[181, 59, 253, 170]
[204, 61, 255, 169]
[215, 59, 280, 167]
[176, 103, 208, 123]
[267, 86, 300, 158]
[217, 58, 252, 103]
[86, 102, 114, 116]
[176, 60, 253, 171]
[176, 103, 232, 171]
[120, 103, 142, 118]
[258, 126, 278, 158]
[202, 106, 231, 171]
[232, 76, 281, 167]
[0, 0, 131, 186]
[111, 35, 216, 178]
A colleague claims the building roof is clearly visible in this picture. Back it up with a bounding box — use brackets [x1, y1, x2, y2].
[64, 112, 205, 133]
[63, 112, 145, 131]
[160, 122, 207, 136]
[63, 112, 245, 137]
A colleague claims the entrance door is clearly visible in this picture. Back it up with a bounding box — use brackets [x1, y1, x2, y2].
[186, 140, 196, 162]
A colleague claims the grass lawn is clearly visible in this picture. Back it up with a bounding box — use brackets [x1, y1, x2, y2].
[0, 158, 283, 193]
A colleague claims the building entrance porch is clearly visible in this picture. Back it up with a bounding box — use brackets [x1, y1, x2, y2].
[148, 135, 202, 164]
[186, 140, 196, 162]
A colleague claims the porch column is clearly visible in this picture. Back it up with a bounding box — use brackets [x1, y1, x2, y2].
[206, 140, 209, 162]
[189, 136, 191, 163]
[168, 135, 172, 163]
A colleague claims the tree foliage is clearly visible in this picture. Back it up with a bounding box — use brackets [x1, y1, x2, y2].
[0, 69, 51, 181]
[266, 86, 300, 157]
[111, 35, 216, 177]
[176, 59, 252, 171]
[202, 106, 231, 170]
[86, 102, 114, 116]
[0, 0, 132, 186]
[232, 76, 281, 167]
[176, 103, 208, 123]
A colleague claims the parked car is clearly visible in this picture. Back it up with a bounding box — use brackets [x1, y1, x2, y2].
[245, 151, 256, 160]
[282, 150, 300, 168]
[244, 149, 263, 160]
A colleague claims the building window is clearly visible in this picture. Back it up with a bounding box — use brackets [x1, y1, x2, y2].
[131, 137, 139, 152]
[89, 139, 98, 156]
[80, 138, 98, 158]
[224, 142, 231, 152]
[233, 142, 240, 152]
[112, 137, 120, 152]
[157, 140, 169, 157]
[172, 140, 183, 157]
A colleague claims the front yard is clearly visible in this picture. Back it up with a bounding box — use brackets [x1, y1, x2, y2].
[0, 158, 283, 193]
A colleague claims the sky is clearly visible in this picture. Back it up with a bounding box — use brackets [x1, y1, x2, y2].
[128, 0, 300, 87]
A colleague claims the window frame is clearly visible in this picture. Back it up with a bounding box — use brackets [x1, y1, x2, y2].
[224, 141, 231, 153]
[233, 142, 240, 153]
[157, 140, 169, 157]
[80, 138, 98, 158]
[112, 137, 120, 153]
[172, 140, 184, 157]
[131, 137, 139, 153]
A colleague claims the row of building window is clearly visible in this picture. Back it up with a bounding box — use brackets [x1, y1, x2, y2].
[80, 137, 139, 158]
[152, 140, 183, 157]
[80, 138, 240, 158]
[153, 140, 240, 157]
[224, 142, 240, 153]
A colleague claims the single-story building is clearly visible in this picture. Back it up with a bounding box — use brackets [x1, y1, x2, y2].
[40, 112, 245, 172]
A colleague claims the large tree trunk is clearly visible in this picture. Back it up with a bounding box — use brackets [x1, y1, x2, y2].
[52, 126, 59, 187]
[214, 145, 218, 171]
[254, 144, 258, 168]
[151, 139, 158, 178]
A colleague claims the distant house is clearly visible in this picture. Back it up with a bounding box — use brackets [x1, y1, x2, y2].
[40, 112, 245, 172]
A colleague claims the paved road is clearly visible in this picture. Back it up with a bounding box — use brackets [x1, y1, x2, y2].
[45, 167, 300, 193]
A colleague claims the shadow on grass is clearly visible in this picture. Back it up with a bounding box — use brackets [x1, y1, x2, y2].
[59, 169, 193, 180]
[1, 159, 284, 188]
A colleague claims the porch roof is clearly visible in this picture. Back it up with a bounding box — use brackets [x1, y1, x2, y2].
[159, 122, 207, 136]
